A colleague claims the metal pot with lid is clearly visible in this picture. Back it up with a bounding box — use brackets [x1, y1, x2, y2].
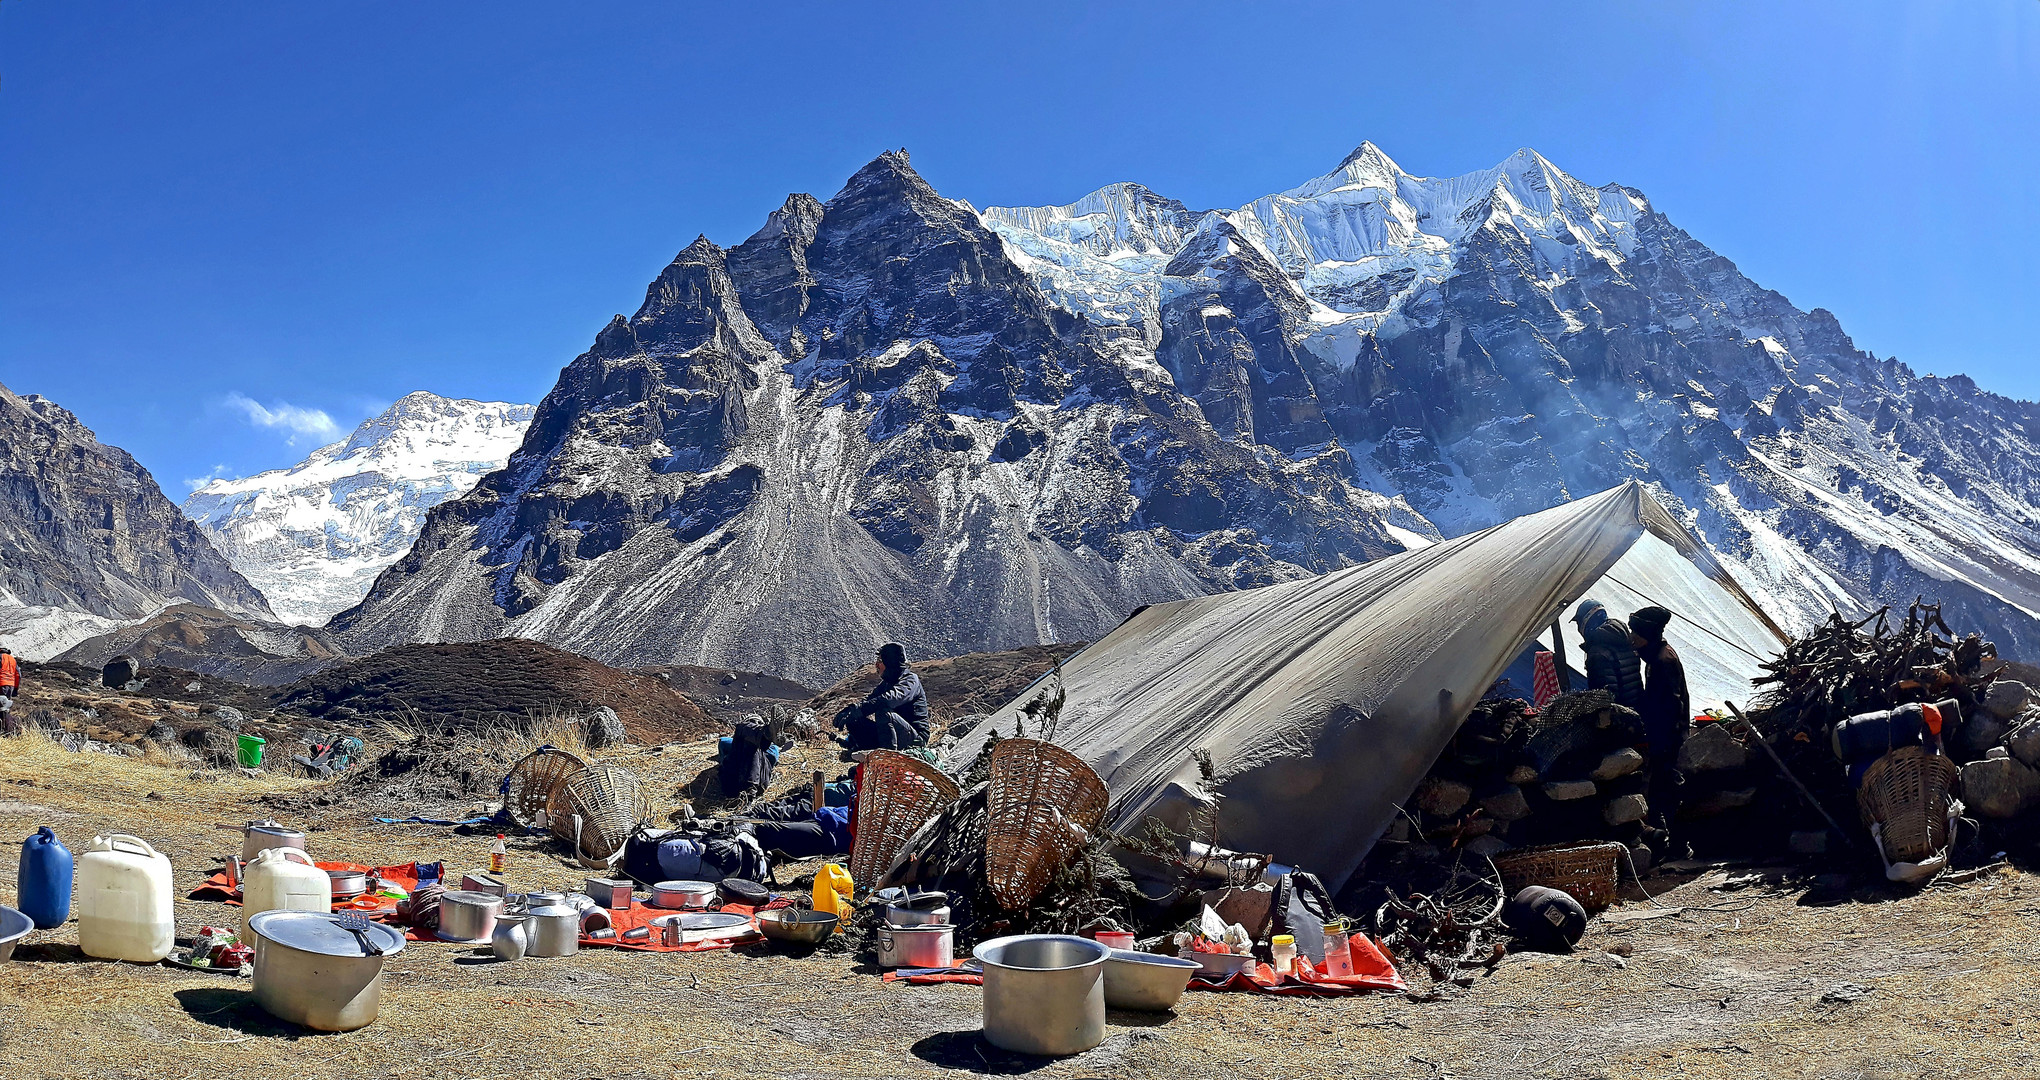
[525, 905, 581, 957]
[250, 910, 407, 1031]
[222, 819, 307, 863]
[436, 890, 503, 943]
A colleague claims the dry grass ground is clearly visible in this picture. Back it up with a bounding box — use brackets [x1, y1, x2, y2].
[1, 733, 2035, 1080]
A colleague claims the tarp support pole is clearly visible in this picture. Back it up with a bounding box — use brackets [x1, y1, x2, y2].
[1551, 621, 1573, 693]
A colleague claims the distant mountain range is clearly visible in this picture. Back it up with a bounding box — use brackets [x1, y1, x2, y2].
[323, 144, 2040, 683]
[183, 392, 534, 625]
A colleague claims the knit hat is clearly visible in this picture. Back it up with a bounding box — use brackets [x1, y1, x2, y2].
[877, 642, 907, 667]
[1629, 606, 1673, 641]
[1571, 599, 1607, 626]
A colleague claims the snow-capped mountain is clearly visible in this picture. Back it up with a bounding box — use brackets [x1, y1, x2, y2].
[332, 145, 2040, 682]
[986, 143, 2040, 657]
[0, 381, 271, 658]
[184, 393, 534, 625]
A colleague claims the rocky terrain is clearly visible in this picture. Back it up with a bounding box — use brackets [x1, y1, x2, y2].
[56, 603, 347, 686]
[0, 380, 272, 658]
[183, 392, 534, 625]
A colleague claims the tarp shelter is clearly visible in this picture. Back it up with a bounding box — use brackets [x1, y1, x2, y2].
[946, 482, 1788, 893]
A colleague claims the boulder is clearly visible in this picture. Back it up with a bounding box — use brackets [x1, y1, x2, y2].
[2005, 718, 2040, 769]
[1415, 778, 1472, 816]
[1542, 780, 1598, 802]
[144, 720, 176, 743]
[1983, 680, 2031, 721]
[1960, 757, 2040, 818]
[1603, 793, 1649, 825]
[1505, 764, 1540, 785]
[585, 706, 627, 749]
[1629, 844, 1653, 873]
[1592, 748, 1645, 781]
[1986, 746, 2010, 760]
[1677, 723, 1747, 772]
[1480, 785, 1531, 821]
[212, 705, 245, 730]
[1682, 787, 1756, 817]
[1955, 712, 2010, 758]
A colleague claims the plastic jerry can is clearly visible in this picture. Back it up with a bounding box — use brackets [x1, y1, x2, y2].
[18, 827, 74, 929]
[812, 864, 854, 918]
[241, 847, 332, 938]
[77, 834, 175, 961]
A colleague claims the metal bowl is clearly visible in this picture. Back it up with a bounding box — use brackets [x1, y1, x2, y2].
[0, 906, 31, 963]
[757, 908, 838, 945]
[1103, 948, 1201, 1011]
[1191, 950, 1254, 978]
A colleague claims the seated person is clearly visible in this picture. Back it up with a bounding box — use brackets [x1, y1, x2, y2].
[834, 643, 932, 751]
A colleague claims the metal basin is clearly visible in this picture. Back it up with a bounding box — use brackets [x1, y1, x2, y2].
[0, 906, 31, 963]
[757, 909, 838, 945]
[1102, 949, 1200, 1011]
[972, 934, 1110, 1057]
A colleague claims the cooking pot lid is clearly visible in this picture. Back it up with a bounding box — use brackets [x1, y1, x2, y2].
[441, 889, 503, 907]
[250, 910, 406, 957]
[654, 880, 717, 892]
[896, 891, 948, 911]
[249, 825, 303, 837]
[527, 905, 580, 918]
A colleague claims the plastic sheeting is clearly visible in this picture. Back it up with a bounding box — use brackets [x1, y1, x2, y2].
[946, 482, 1786, 892]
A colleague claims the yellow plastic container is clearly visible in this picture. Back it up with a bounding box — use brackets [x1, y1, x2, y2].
[812, 864, 853, 918]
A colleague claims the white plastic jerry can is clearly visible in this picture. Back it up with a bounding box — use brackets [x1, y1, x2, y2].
[77, 834, 176, 962]
[241, 847, 332, 938]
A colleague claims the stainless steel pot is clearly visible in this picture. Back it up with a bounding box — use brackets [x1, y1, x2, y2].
[526, 905, 580, 957]
[885, 890, 951, 927]
[224, 820, 307, 863]
[877, 923, 954, 969]
[250, 910, 406, 1031]
[435, 890, 502, 943]
[651, 880, 718, 910]
[327, 867, 371, 900]
[973, 935, 1110, 1056]
[523, 891, 566, 908]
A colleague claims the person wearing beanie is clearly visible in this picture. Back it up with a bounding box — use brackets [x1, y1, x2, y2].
[1572, 599, 1644, 710]
[833, 642, 932, 752]
[1628, 605, 1690, 831]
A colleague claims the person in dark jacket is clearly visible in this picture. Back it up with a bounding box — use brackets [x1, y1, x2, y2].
[1628, 605, 1691, 828]
[1573, 599, 1644, 710]
[835, 643, 932, 751]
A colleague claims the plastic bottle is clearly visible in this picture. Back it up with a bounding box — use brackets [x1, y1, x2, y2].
[77, 834, 175, 962]
[490, 835, 507, 874]
[1270, 933, 1297, 976]
[1321, 921, 1355, 978]
[240, 847, 332, 939]
[18, 827, 74, 929]
[812, 863, 853, 918]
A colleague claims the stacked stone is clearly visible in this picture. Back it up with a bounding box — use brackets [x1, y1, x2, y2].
[1956, 680, 2040, 819]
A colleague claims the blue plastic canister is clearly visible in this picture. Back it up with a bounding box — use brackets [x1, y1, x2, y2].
[19, 827, 74, 928]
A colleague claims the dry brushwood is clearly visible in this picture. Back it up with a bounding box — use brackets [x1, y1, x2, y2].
[1367, 857, 1509, 985]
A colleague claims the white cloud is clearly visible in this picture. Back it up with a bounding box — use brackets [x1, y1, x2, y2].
[184, 464, 233, 492]
[224, 392, 342, 445]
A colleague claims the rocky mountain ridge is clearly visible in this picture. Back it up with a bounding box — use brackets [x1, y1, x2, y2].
[0, 381, 272, 658]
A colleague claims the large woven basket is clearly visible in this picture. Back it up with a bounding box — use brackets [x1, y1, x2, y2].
[547, 763, 650, 864]
[849, 750, 962, 887]
[985, 738, 1109, 910]
[1491, 841, 1626, 911]
[1856, 746, 1959, 865]
[504, 747, 586, 829]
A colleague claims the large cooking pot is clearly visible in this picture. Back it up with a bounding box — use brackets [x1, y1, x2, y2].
[436, 890, 502, 943]
[250, 910, 406, 1031]
[223, 820, 307, 863]
[973, 935, 1110, 1056]
[877, 923, 955, 969]
[525, 905, 581, 957]
[651, 880, 718, 910]
[885, 890, 951, 927]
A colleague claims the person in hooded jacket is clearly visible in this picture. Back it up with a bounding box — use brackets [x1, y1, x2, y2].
[1628, 605, 1691, 829]
[0, 647, 18, 737]
[1572, 599, 1644, 710]
[835, 643, 932, 751]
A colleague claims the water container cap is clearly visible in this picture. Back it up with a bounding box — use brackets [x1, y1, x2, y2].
[249, 910, 406, 957]
[1271, 934, 1295, 946]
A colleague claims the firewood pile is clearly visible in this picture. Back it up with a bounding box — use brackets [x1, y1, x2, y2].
[1750, 601, 2040, 830]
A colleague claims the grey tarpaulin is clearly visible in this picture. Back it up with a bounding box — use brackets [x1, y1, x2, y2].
[946, 482, 1787, 892]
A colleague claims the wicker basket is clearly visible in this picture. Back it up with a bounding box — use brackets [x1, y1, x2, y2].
[849, 750, 962, 887]
[1491, 841, 1626, 912]
[985, 738, 1109, 910]
[547, 763, 650, 865]
[1856, 746, 1959, 865]
[503, 747, 586, 829]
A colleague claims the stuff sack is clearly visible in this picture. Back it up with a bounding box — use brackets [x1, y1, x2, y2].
[1504, 885, 1586, 952]
[1269, 871, 1338, 963]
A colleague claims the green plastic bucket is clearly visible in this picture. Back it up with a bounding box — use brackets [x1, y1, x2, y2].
[235, 734, 266, 769]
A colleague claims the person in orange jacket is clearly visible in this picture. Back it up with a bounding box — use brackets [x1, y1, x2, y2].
[0, 647, 19, 736]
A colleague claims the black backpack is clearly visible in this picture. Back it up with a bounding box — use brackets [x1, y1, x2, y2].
[1270, 871, 1338, 963]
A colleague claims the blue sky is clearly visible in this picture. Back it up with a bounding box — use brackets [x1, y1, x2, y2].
[2, 1, 2034, 493]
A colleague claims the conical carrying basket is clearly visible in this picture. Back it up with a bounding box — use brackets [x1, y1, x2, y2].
[504, 747, 586, 829]
[850, 750, 961, 887]
[1856, 746, 1959, 865]
[985, 739, 1108, 910]
[547, 764, 650, 865]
